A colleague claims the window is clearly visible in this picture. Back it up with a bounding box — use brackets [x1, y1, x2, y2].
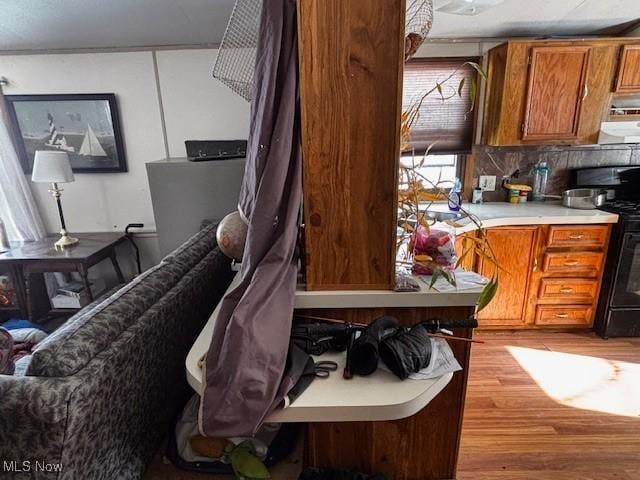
[399, 153, 461, 190]
[402, 57, 478, 154]
[401, 57, 478, 190]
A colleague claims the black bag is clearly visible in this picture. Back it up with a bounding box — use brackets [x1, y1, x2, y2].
[379, 324, 432, 380]
[348, 316, 398, 376]
[291, 321, 351, 355]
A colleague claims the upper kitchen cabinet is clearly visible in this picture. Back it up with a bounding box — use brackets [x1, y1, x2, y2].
[482, 39, 630, 146]
[522, 46, 590, 142]
[615, 45, 640, 93]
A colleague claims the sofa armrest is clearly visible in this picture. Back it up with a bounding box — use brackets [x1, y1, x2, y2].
[0, 375, 75, 478]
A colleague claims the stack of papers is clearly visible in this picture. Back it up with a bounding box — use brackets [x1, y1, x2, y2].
[420, 270, 488, 293]
[379, 337, 462, 380]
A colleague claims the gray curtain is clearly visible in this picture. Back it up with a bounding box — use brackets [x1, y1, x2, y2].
[0, 87, 47, 242]
[200, 0, 302, 437]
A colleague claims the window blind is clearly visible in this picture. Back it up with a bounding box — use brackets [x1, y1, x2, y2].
[402, 58, 477, 155]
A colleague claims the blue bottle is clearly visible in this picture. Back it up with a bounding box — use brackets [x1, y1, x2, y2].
[448, 178, 462, 212]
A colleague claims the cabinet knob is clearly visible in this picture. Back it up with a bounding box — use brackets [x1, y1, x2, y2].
[559, 287, 574, 293]
[564, 260, 579, 266]
[568, 234, 584, 240]
[555, 312, 570, 318]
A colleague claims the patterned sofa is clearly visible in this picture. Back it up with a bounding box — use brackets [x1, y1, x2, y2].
[0, 225, 233, 479]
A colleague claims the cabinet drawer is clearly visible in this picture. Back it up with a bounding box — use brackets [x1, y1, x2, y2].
[535, 305, 593, 326]
[538, 278, 598, 302]
[546, 225, 608, 248]
[542, 251, 603, 275]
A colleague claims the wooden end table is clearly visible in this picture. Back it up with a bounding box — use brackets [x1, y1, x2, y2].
[0, 233, 127, 321]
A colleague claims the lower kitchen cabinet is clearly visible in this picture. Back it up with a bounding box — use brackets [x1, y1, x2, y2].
[460, 223, 611, 329]
[475, 227, 537, 327]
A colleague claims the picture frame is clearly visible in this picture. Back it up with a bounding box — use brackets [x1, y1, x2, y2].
[5, 93, 127, 173]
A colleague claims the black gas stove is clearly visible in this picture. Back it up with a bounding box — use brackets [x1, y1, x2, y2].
[573, 166, 640, 337]
[600, 199, 640, 220]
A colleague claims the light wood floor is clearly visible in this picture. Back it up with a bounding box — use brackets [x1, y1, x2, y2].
[146, 330, 640, 479]
[458, 330, 640, 480]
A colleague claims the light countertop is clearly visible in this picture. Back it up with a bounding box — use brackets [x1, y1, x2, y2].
[427, 201, 618, 234]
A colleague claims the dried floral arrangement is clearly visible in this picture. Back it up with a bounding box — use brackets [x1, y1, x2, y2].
[398, 60, 498, 311]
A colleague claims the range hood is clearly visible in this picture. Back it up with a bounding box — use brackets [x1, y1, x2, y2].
[598, 121, 640, 144]
[599, 95, 640, 144]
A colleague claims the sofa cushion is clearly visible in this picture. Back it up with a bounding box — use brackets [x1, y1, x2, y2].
[28, 260, 183, 378]
[162, 223, 219, 272]
[0, 327, 14, 375]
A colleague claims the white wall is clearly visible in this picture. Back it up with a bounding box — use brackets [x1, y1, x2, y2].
[0, 47, 250, 272]
[155, 49, 250, 157]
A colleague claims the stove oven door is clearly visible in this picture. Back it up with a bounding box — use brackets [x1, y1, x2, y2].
[611, 232, 640, 307]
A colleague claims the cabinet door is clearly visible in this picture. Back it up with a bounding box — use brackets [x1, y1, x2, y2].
[476, 227, 537, 326]
[522, 46, 590, 141]
[615, 45, 640, 93]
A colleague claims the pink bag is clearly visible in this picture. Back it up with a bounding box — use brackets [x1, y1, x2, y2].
[411, 227, 457, 276]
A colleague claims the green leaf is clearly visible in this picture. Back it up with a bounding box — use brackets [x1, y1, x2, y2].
[455, 247, 471, 269]
[464, 61, 487, 81]
[476, 277, 498, 313]
[429, 268, 442, 289]
[441, 269, 457, 287]
[229, 444, 271, 480]
[457, 77, 465, 97]
[468, 78, 478, 113]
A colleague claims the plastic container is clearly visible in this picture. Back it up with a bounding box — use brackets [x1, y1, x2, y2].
[532, 162, 550, 202]
[519, 190, 528, 203]
[472, 188, 483, 204]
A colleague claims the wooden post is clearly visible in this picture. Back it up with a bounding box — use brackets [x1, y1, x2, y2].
[298, 0, 405, 291]
[297, 2, 475, 478]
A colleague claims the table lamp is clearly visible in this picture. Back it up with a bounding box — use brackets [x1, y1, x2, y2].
[31, 151, 78, 250]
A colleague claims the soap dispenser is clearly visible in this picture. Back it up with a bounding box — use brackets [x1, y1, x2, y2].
[448, 178, 462, 211]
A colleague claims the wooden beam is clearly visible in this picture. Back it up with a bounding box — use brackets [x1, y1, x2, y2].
[297, 0, 405, 290]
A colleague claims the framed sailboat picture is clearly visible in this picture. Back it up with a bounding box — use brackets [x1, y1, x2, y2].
[5, 93, 127, 173]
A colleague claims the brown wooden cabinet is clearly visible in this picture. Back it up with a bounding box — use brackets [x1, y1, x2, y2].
[522, 46, 590, 141]
[475, 227, 537, 327]
[615, 45, 640, 93]
[482, 38, 633, 146]
[459, 223, 611, 329]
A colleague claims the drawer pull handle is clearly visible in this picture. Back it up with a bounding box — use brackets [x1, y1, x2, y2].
[555, 312, 570, 318]
[564, 260, 579, 266]
[568, 234, 584, 240]
[559, 287, 574, 293]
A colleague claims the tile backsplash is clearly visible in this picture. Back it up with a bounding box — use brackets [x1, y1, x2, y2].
[472, 144, 640, 202]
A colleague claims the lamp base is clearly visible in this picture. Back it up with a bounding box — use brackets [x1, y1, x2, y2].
[54, 231, 79, 250]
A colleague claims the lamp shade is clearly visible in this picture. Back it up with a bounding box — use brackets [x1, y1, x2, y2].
[31, 151, 75, 183]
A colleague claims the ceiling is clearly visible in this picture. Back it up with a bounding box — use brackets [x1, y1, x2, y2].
[0, 0, 639, 52]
